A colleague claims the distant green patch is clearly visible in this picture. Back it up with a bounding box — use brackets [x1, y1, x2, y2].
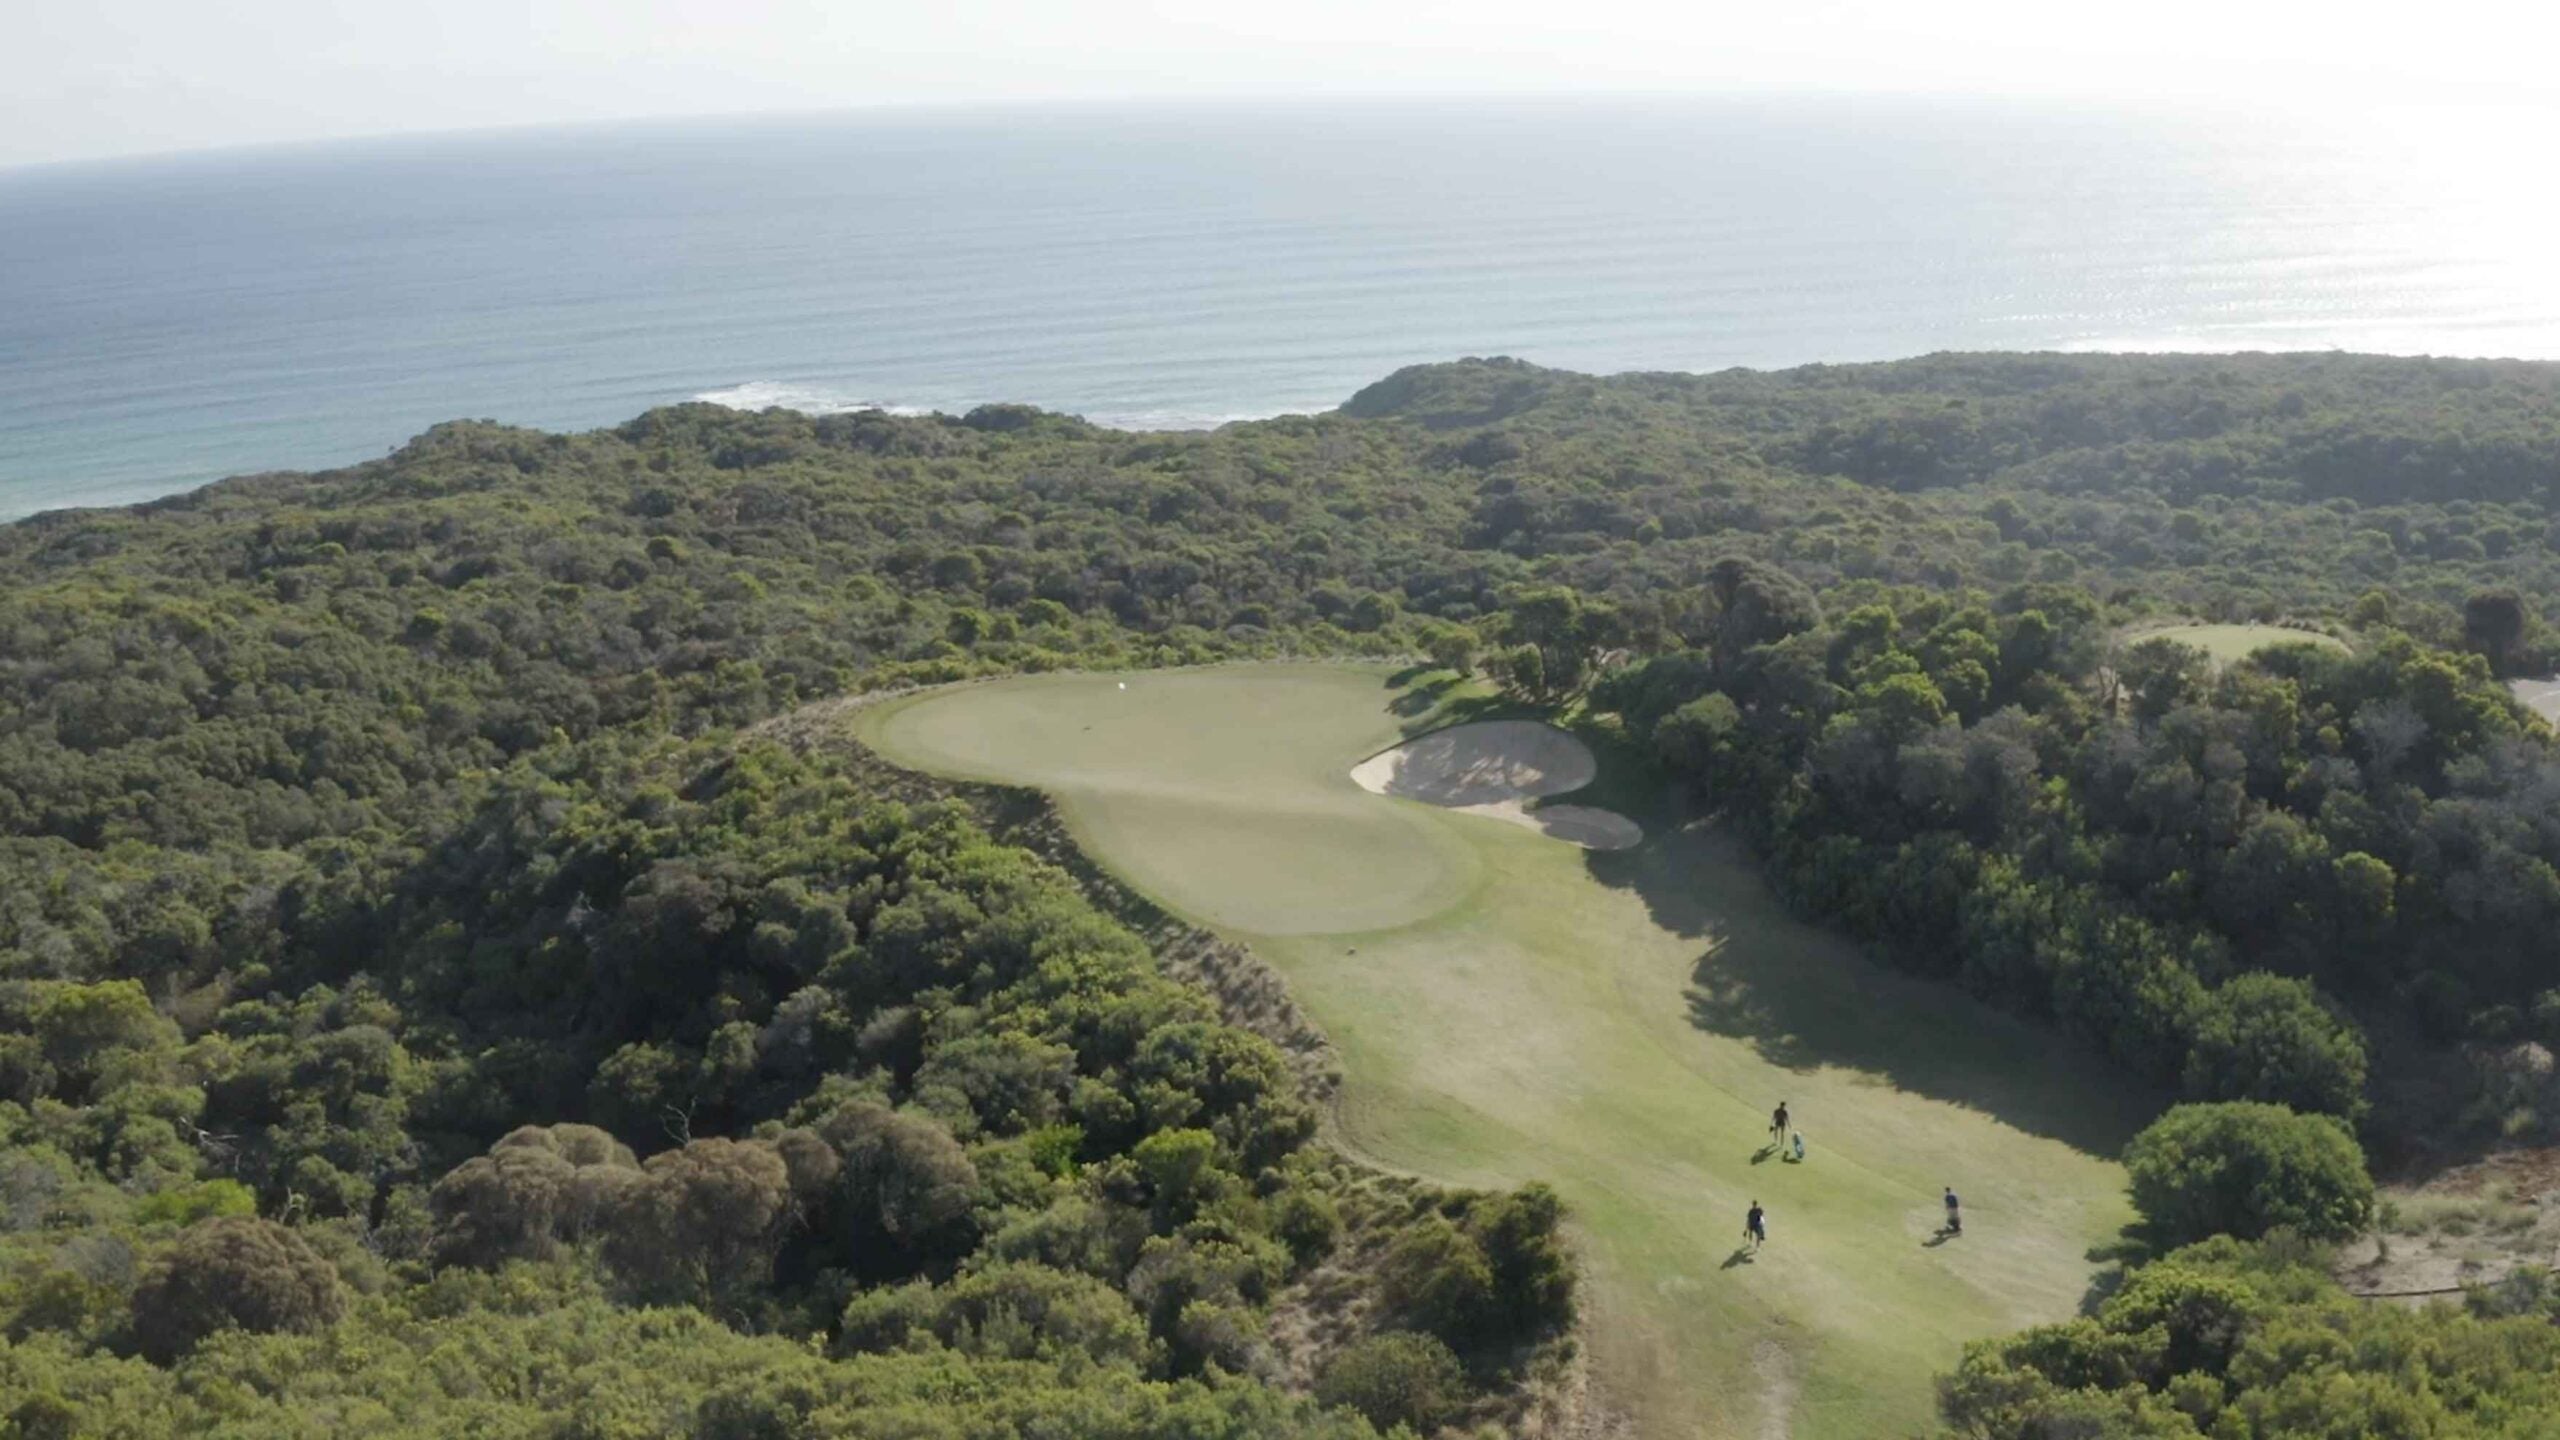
[2124, 622, 2348, 665]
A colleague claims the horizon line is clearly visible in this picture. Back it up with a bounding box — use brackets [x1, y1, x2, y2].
[7, 81, 2545, 179]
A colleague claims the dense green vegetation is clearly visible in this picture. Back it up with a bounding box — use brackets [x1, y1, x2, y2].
[1596, 597, 2518, 1127]
[1940, 1234, 2560, 1438]
[0, 737, 1575, 1434]
[7, 351, 2560, 1433]
[2122, 1103, 2374, 1246]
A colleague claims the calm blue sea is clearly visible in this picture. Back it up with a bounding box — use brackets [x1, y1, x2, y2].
[3, 96, 2555, 517]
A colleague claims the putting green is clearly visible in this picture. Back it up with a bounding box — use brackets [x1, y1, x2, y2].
[856, 664, 2150, 1439]
[2125, 622, 2347, 666]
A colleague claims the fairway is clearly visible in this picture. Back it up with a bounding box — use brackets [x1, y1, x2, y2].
[2125, 622, 2348, 665]
[856, 665, 2150, 1439]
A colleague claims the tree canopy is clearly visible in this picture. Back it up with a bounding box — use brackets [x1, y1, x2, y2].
[2122, 1102, 2375, 1246]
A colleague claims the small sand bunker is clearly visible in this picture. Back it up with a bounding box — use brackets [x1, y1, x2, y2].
[2511, 677, 2560, 724]
[1352, 721, 1642, 850]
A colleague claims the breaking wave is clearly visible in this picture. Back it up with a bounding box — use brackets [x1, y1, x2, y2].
[694, 381, 1279, 432]
[690, 381, 930, 417]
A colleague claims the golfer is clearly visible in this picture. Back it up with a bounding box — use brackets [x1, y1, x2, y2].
[1771, 1101, 1790, 1144]
[1745, 1200, 1767, 1250]
[1944, 1186, 1962, 1236]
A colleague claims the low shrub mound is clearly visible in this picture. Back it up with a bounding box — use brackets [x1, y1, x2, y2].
[130, 1217, 343, 1362]
[2123, 1102, 2374, 1246]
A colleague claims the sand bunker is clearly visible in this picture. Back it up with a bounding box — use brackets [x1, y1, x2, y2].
[2511, 678, 2560, 724]
[1351, 721, 1642, 850]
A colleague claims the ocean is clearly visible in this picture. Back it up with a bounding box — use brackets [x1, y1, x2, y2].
[2, 95, 2554, 518]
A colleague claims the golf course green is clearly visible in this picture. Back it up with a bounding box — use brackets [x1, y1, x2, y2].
[854, 664, 2152, 1439]
[2126, 622, 2348, 665]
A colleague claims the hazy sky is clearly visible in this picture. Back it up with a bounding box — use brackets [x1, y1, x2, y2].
[7, 0, 2554, 168]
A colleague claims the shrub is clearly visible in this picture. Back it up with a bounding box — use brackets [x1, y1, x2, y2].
[1378, 1214, 1495, 1345]
[2123, 1102, 2374, 1245]
[1423, 626, 1477, 677]
[1470, 1183, 1575, 1336]
[429, 1124, 645, 1267]
[1656, 692, 1744, 779]
[1273, 1188, 1342, 1266]
[2097, 1261, 2268, 1375]
[1171, 1297, 1265, 1375]
[605, 1137, 796, 1302]
[131, 1179, 256, 1228]
[129, 1216, 343, 1362]
[1122, 1232, 1291, 1376]
[1130, 1128, 1227, 1231]
[1315, 1330, 1468, 1432]
[1940, 1233, 2560, 1437]
[837, 1261, 1154, 1366]
[2182, 973, 2369, 1120]
[1127, 1022, 1313, 1172]
[812, 1101, 982, 1274]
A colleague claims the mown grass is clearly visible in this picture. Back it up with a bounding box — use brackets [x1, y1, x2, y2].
[857, 664, 2148, 1440]
[2124, 622, 2349, 665]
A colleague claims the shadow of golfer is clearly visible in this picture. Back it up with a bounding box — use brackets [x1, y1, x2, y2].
[1923, 1227, 1960, 1248]
[1750, 1144, 1776, 1165]
[1721, 1246, 1758, 1269]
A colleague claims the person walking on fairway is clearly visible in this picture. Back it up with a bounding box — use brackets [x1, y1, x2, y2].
[1745, 1200, 1767, 1251]
[1943, 1186, 1962, 1236]
[1771, 1101, 1790, 1146]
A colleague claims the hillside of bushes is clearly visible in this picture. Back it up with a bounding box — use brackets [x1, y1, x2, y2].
[8, 351, 2560, 1434]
